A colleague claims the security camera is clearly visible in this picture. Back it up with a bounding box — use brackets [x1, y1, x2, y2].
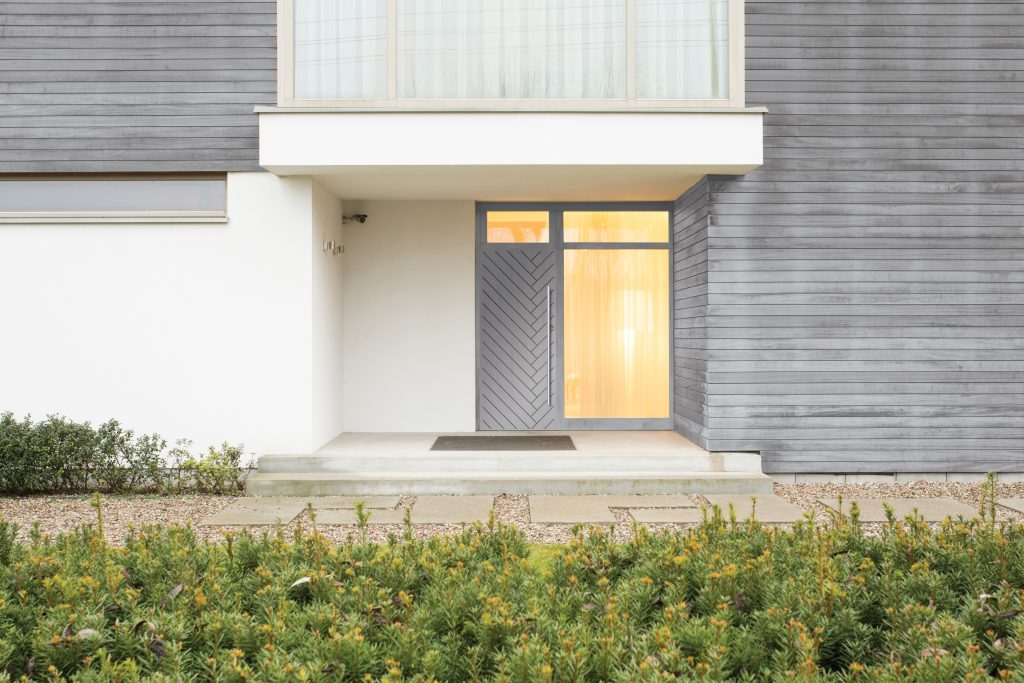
[343, 214, 368, 224]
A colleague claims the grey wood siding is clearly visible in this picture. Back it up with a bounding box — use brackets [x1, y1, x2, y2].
[0, 0, 276, 172]
[694, 0, 1024, 472]
[673, 178, 711, 449]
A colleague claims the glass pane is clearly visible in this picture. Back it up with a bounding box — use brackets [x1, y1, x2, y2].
[486, 211, 550, 243]
[0, 178, 226, 213]
[564, 249, 670, 419]
[294, 0, 387, 99]
[564, 211, 669, 243]
[636, 0, 729, 99]
[397, 0, 626, 99]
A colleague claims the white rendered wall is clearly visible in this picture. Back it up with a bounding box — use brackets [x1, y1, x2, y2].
[341, 200, 477, 432]
[0, 172, 327, 456]
[310, 181, 346, 448]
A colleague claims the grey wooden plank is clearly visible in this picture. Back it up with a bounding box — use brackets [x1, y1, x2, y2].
[0, 14, 276, 26]
[710, 396, 1024, 409]
[0, 3, 276, 14]
[710, 403, 1024, 416]
[705, 383, 1024, 396]
[706, 307, 1023, 317]
[744, 3, 1024, 16]
[706, 338, 1024, 350]
[709, 284, 1024, 296]
[0, 93, 274, 105]
[0, 37, 274, 48]
[748, 36, 1024, 49]
[0, 48, 278, 60]
[708, 293, 1024, 305]
[706, 371, 1024, 382]
[708, 349, 1024, 362]
[710, 417, 1024, 429]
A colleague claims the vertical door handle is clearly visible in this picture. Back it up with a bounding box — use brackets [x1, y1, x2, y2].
[546, 285, 551, 407]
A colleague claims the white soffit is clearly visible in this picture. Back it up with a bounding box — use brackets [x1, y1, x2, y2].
[259, 111, 764, 200]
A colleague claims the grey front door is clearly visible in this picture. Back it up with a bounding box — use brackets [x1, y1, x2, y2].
[477, 247, 558, 429]
[476, 203, 674, 431]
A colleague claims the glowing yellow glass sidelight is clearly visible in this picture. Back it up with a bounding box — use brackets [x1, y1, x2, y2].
[486, 211, 550, 243]
[564, 211, 669, 243]
[563, 249, 670, 419]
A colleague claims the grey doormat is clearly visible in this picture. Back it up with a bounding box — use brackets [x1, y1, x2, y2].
[431, 435, 576, 451]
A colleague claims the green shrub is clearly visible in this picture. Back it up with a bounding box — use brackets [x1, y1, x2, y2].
[0, 412, 35, 492]
[180, 441, 248, 494]
[23, 414, 97, 493]
[95, 420, 168, 493]
[1, 508, 1023, 680]
[0, 412, 246, 495]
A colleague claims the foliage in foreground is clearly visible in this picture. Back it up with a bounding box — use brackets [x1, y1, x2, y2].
[0, 412, 248, 494]
[2, 502, 1024, 682]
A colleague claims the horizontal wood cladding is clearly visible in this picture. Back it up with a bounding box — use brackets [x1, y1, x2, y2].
[0, 0, 275, 172]
[698, 0, 1024, 472]
[673, 178, 712, 449]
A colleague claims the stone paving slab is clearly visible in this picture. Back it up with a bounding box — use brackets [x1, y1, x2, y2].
[530, 495, 696, 524]
[630, 508, 704, 524]
[818, 498, 978, 522]
[704, 494, 805, 523]
[315, 508, 408, 525]
[316, 497, 494, 525]
[200, 499, 307, 526]
[997, 498, 1024, 514]
[309, 496, 400, 510]
[411, 495, 494, 523]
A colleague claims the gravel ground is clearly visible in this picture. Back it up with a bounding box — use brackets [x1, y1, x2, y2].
[0, 495, 237, 544]
[3, 482, 1023, 546]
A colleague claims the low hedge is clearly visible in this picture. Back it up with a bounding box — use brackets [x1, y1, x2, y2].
[0, 412, 247, 495]
[1, 499, 1023, 681]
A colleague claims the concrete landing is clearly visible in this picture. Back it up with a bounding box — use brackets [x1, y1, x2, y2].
[247, 431, 770, 496]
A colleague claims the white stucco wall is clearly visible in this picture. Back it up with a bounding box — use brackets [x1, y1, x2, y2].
[310, 181, 345, 448]
[341, 200, 477, 432]
[0, 172, 329, 456]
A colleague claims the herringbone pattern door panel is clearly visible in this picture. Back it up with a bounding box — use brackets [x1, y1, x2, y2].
[478, 249, 556, 429]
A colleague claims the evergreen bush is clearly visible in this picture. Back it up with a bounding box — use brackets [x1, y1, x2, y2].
[0, 412, 247, 495]
[1, 503, 1022, 680]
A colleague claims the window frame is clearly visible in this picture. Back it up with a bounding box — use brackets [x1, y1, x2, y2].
[0, 174, 228, 224]
[278, 0, 745, 109]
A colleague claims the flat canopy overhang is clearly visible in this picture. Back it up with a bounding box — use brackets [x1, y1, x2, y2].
[257, 108, 765, 201]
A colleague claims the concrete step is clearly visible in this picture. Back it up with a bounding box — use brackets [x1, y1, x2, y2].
[256, 452, 761, 474]
[245, 471, 773, 496]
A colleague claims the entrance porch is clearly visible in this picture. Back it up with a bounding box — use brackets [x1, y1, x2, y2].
[251, 108, 766, 494]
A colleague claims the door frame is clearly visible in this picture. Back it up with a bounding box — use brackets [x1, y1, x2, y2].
[475, 201, 675, 431]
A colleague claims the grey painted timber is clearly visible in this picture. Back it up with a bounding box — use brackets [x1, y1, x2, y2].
[673, 178, 712, 450]
[0, 0, 275, 172]
[673, 0, 1024, 473]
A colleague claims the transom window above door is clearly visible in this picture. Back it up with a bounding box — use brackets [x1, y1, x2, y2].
[282, 0, 743, 108]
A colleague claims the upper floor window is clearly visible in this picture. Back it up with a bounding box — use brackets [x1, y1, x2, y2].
[284, 0, 740, 107]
